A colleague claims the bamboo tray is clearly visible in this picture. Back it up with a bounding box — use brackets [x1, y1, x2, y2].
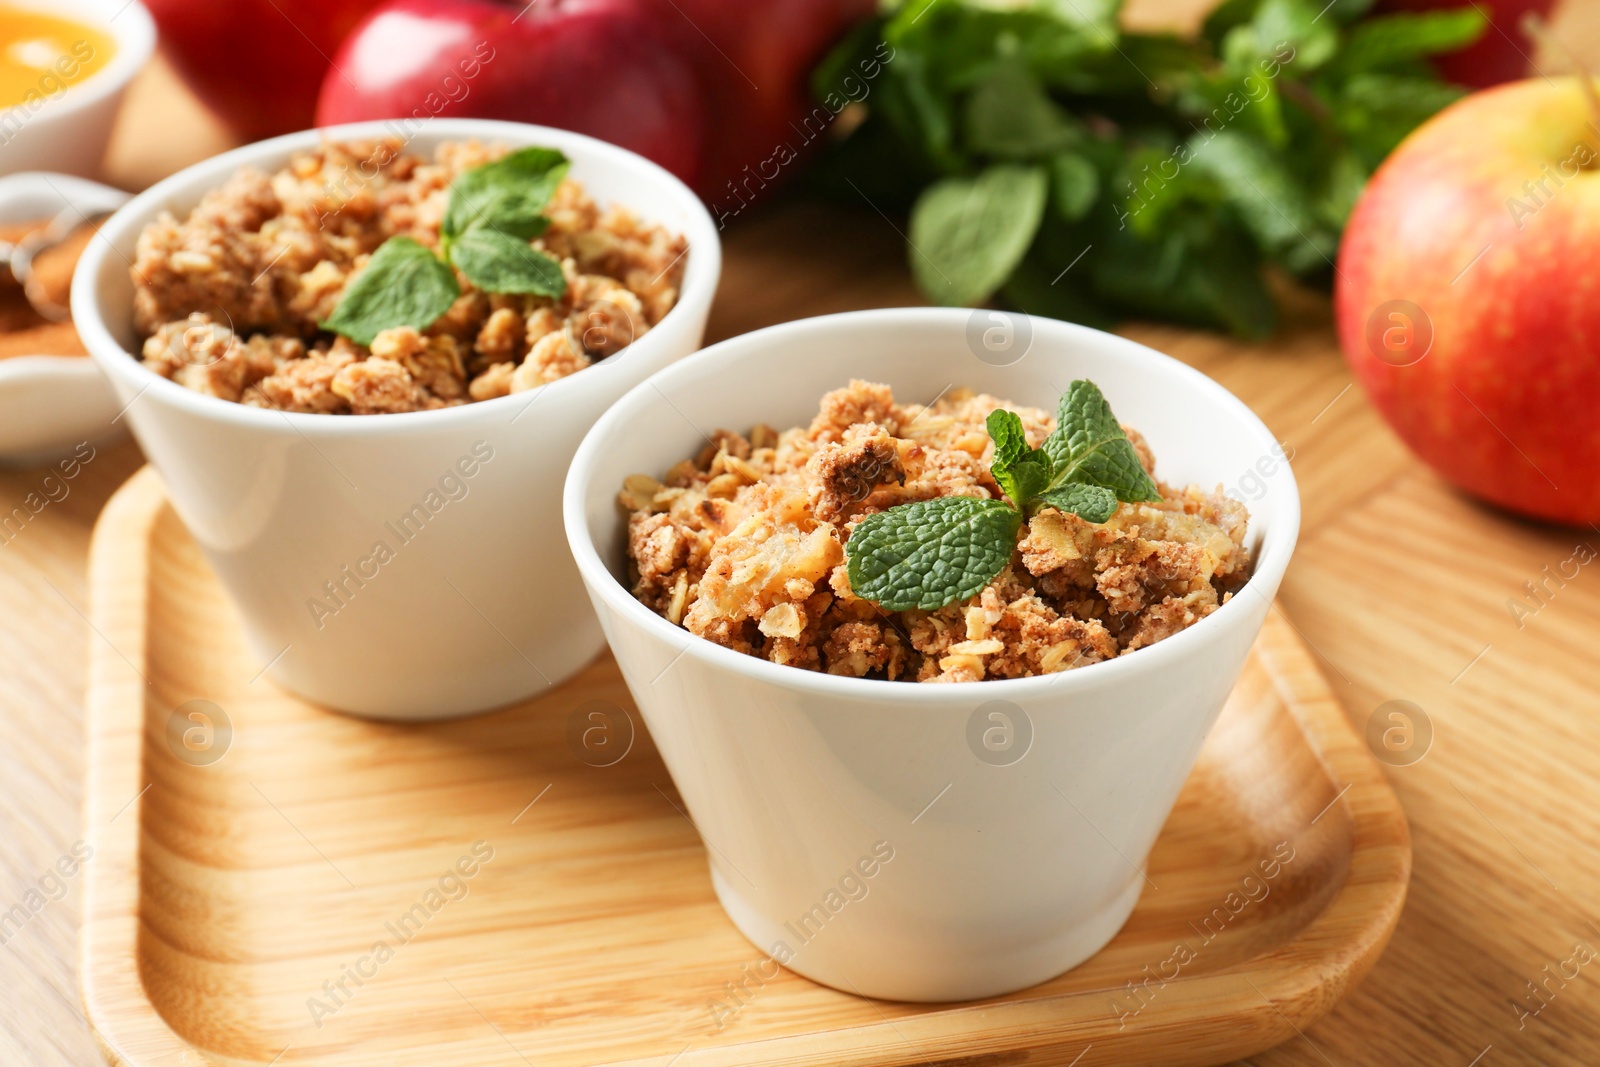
[81, 468, 1411, 1067]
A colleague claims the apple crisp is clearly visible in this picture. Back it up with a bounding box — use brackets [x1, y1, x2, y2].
[130, 139, 687, 414]
[620, 380, 1252, 682]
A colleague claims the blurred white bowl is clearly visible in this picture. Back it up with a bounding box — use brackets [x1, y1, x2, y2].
[0, 0, 155, 178]
[0, 356, 125, 466]
[0, 172, 129, 466]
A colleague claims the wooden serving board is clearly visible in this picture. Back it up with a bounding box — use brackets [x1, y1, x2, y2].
[80, 467, 1411, 1067]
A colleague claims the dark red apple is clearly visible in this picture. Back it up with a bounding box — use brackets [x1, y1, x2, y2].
[638, 0, 877, 207]
[144, 0, 388, 139]
[1336, 78, 1600, 525]
[314, 0, 706, 186]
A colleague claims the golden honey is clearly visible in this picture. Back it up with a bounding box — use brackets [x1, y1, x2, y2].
[0, 5, 115, 111]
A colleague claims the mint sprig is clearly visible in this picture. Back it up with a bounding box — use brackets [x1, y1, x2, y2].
[321, 147, 570, 345]
[845, 380, 1159, 611]
[986, 408, 1053, 506]
[812, 0, 1486, 336]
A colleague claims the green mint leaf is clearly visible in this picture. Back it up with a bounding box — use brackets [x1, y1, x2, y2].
[987, 407, 1029, 472]
[986, 408, 1052, 506]
[846, 496, 1021, 611]
[1186, 130, 1337, 277]
[1000, 250, 1115, 331]
[1050, 151, 1099, 222]
[1042, 380, 1162, 503]
[1316, 149, 1369, 230]
[1004, 454, 1053, 509]
[1335, 73, 1466, 167]
[1201, 0, 1263, 47]
[1225, 0, 1337, 71]
[1037, 483, 1119, 523]
[883, 0, 940, 37]
[1089, 210, 1278, 338]
[964, 65, 1079, 159]
[442, 147, 570, 247]
[886, 50, 962, 173]
[908, 163, 1048, 307]
[1329, 8, 1486, 76]
[319, 236, 460, 346]
[1036, 0, 1121, 39]
[450, 226, 567, 298]
[812, 15, 887, 103]
[1322, 0, 1376, 21]
[477, 212, 551, 244]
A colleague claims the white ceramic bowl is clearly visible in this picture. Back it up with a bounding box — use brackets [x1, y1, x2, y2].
[73, 119, 721, 719]
[0, 172, 130, 466]
[0, 0, 155, 177]
[565, 308, 1301, 1001]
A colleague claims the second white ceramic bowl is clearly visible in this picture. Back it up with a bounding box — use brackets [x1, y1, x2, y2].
[565, 309, 1300, 1001]
[74, 119, 721, 719]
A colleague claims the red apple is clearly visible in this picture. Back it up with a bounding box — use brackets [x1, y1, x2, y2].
[1335, 78, 1600, 525]
[1375, 0, 1556, 88]
[638, 0, 877, 206]
[144, 0, 389, 139]
[314, 0, 706, 186]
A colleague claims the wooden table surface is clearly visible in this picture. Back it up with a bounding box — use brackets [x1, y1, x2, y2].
[5, 20, 1600, 1064]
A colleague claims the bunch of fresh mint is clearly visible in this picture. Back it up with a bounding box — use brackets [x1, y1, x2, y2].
[846, 380, 1158, 611]
[322, 148, 572, 345]
[811, 0, 1484, 336]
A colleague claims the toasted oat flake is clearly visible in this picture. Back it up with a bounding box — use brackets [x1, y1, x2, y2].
[666, 571, 690, 627]
[620, 380, 1252, 683]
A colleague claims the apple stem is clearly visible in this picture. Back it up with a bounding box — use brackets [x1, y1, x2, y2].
[1524, 13, 1600, 157]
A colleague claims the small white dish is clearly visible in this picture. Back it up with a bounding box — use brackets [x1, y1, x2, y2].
[0, 171, 130, 466]
[0, 0, 156, 178]
[0, 356, 125, 466]
[565, 308, 1301, 1002]
[73, 119, 720, 720]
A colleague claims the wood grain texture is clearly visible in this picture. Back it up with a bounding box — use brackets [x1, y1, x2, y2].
[79, 469, 1408, 1067]
[6, 15, 1600, 1062]
[0, 438, 146, 1067]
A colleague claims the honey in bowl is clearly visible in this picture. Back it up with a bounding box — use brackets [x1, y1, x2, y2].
[0, 5, 115, 112]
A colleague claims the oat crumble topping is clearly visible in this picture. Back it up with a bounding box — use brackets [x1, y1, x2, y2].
[620, 380, 1252, 683]
[131, 139, 687, 414]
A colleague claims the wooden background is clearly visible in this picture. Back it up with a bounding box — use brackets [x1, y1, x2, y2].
[5, 4, 1600, 1060]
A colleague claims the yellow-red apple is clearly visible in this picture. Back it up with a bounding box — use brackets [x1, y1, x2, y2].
[1336, 78, 1600, 525]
